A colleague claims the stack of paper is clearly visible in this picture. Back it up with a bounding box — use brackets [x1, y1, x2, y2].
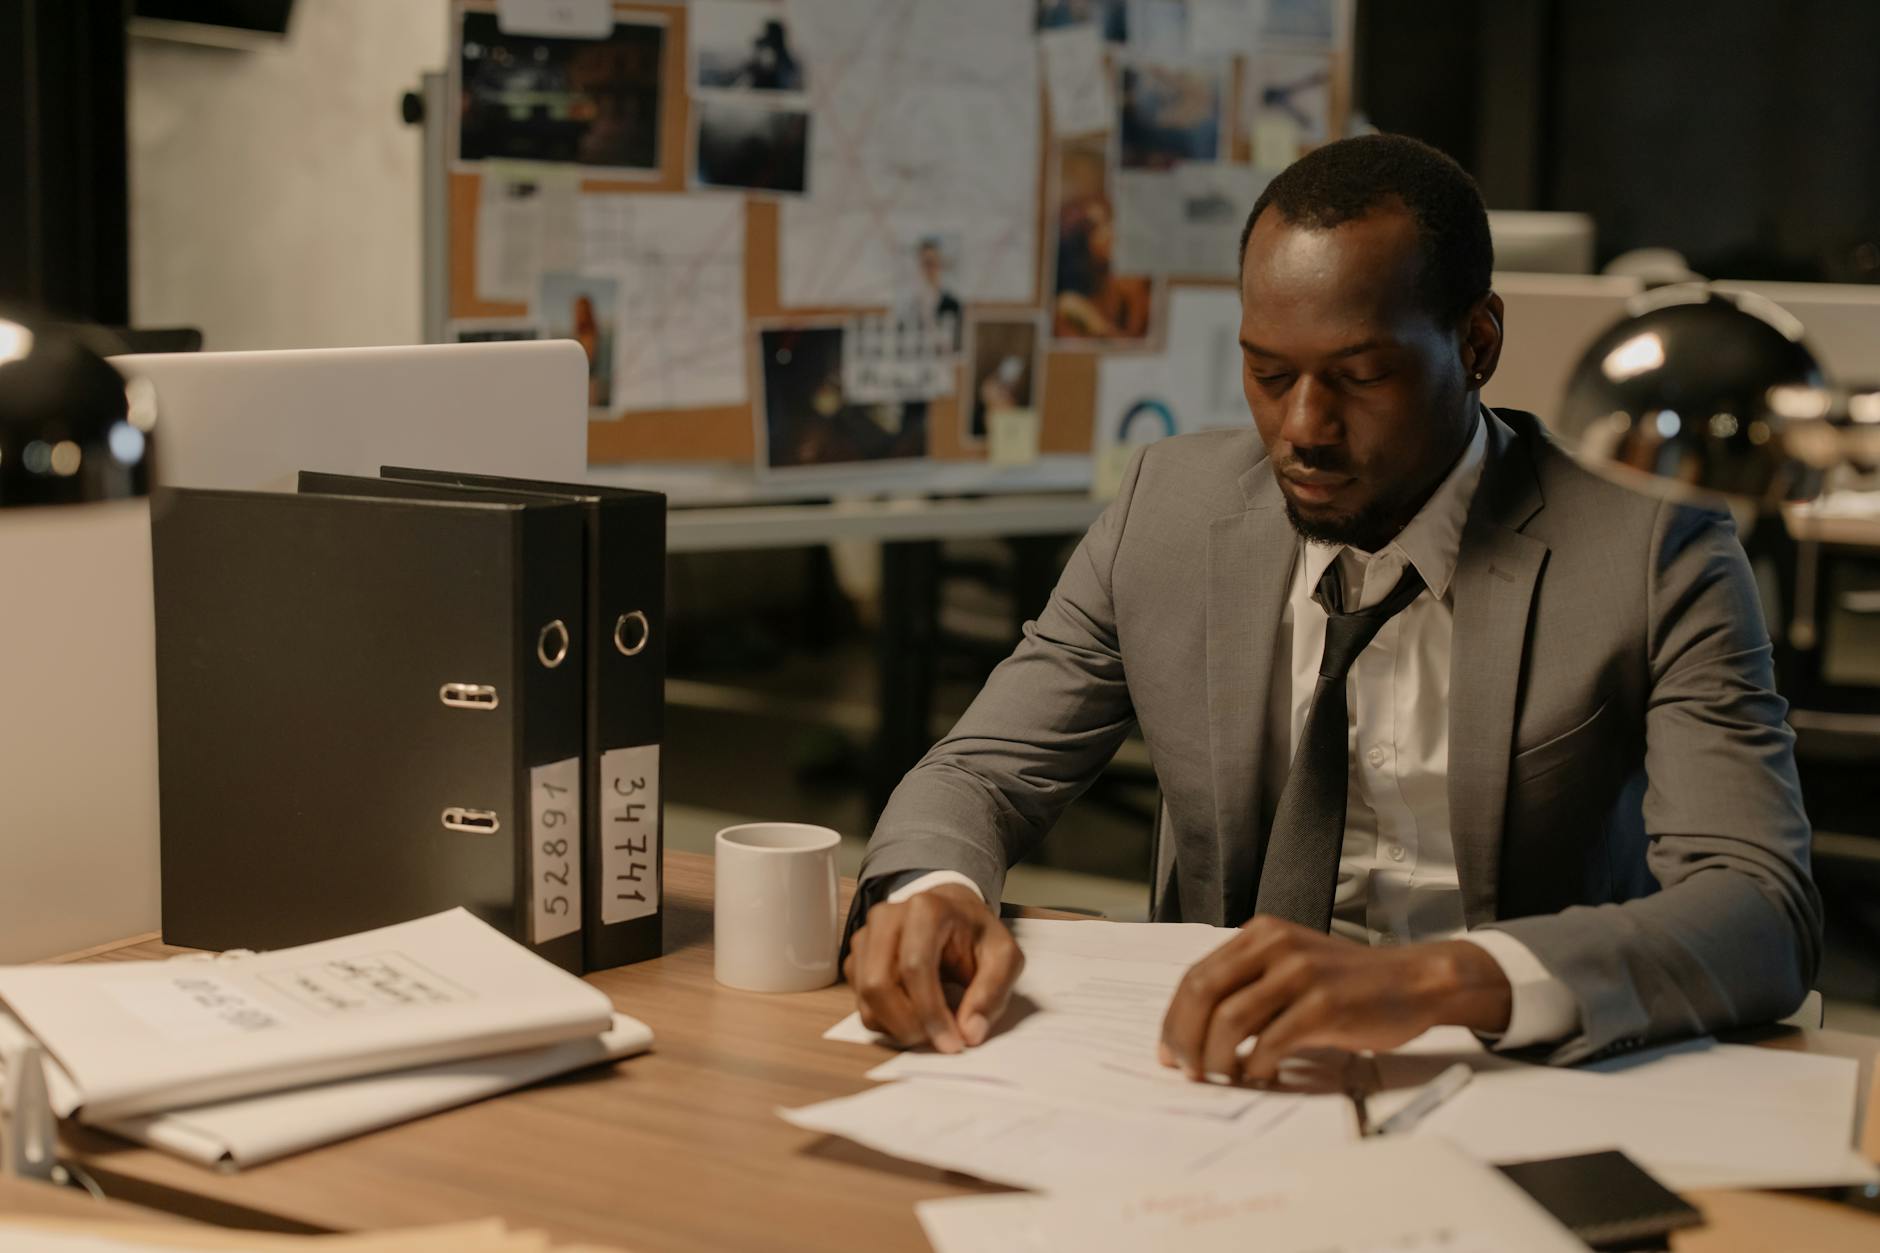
[787, 919, 1358, 1191]
[0, 910, 651, 1168]
[791, 918, 1876, 1204]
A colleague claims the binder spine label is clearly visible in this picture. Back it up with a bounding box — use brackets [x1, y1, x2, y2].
[530, 757, 583, 944]
[601, 745, 660, 925]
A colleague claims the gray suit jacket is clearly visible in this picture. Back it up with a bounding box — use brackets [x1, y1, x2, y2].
[862, 409, 1822, 1065]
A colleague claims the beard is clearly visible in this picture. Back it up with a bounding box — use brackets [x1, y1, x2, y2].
[1282, 495, 1398, 552]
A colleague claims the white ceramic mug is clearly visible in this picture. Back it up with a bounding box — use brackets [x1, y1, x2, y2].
[713, 823, 842, 992]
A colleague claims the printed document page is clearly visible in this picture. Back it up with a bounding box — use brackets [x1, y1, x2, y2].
[0, 909, 615, 1121]
[1377, 1027, 1879, 1191]
[916, 1138, 1587, 1253]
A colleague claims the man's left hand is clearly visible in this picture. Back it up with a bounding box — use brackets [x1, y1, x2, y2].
[1158, 917, 1513, 1085]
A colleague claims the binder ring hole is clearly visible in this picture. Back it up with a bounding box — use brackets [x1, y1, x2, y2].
[614, 609, 650, 657]
[442, 807, 501, 835]
[537, 619, 570, 669]
[439, 682, 500, 711]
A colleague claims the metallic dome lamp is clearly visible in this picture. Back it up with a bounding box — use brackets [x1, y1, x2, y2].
[1553, 284, 1851, 668]
[1554, 284, 1830, 522]
[0, 314, 164, 968]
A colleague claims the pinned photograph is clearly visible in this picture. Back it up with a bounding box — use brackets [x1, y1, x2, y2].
[759, 324, 928, 472]
[896, 233, 965, 351]
[536, 272, 617, 409]
[1036, 0, 1129, 43]
[966, 316, 1044, 442]
[1245, 50, 1334, 151]
[692, 0, 808, 95]
[1051, 136, 1156, 346]
[456, 10, 665, 175]
[1118, 61, 1224, 170]
[694, 97, 811, 195]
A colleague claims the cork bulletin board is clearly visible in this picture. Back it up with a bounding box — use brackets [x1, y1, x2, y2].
[443, 0, 1352, 487]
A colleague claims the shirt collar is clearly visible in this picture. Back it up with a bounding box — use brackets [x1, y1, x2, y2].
[1298, 408, 1490, 604]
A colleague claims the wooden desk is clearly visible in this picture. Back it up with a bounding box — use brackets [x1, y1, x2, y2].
[53, 851, 1880, 1253]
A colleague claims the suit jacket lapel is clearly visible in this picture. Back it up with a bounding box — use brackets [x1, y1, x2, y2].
[1448, 413, 1548, 928]
[1205, 462, 1295, 927]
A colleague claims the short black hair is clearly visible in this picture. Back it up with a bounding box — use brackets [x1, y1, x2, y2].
[1238, 133, 1493, 326]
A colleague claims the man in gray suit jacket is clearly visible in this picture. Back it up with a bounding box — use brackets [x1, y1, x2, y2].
[844, 134, 1819, 1079]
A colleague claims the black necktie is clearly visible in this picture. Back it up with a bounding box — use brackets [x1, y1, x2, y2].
[1252, 558, 1427, 930]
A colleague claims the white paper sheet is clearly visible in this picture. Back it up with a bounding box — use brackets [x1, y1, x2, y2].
[1039, 25, 1112, 138]
[864, 953, 1277, 1119]
[1432, 1043, 1879, 1191]
[781, 1080, 1346, 1192]
[1374, 1026, 1879, 1191]
[1111, 169, 1181, 276]
[779, 0, 1039, 307]
[822, 916, 1237, 1046]
[475, 173, 579, 305]
[917, 1138, 1586, 1253]
[822, 918, 1336, 1123]
[0, 909, 614, 1121]
[101, 1013, 652, 1170]
[576, 193, 747, 413]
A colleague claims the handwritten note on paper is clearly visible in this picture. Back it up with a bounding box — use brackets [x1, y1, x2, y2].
[261, 954, 471, 1016]
[601, 745, 659, 925]
[107, 975, 284, 1044]
[530, 756, 583, 944]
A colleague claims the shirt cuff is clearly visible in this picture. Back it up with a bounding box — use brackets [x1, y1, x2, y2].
[1457, 929, 1581, 1050]
[886, 870, 986, 906]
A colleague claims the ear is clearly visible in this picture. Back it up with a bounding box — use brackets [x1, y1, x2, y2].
[1460, 291, 1505, 391]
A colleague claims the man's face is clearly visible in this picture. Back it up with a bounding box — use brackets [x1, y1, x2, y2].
[1239, 203, 1481, 551]
[918, 244, 943, 283]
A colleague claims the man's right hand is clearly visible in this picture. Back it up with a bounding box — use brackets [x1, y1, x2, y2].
[843, 884, 1025, 1054]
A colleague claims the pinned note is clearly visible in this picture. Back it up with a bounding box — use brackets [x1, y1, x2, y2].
[1252, 110, 1306, 171]
[988, 408, 1042, 466]
[497, 0, 613, 39]
[1093, 443, 1137, 500]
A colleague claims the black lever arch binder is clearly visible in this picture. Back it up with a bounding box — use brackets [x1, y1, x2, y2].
[371, 468, 667, 972]
[151, 486, 587, 972]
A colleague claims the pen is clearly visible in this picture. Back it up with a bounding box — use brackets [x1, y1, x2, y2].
[1375, 1062, 1473, 1136]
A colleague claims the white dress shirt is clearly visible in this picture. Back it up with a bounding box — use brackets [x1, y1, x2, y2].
[899, 411, 1580, 1049]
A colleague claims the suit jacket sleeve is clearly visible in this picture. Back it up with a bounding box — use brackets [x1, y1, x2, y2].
[857, 448, 1147, 904]
[1486, 501, 1823, 1065]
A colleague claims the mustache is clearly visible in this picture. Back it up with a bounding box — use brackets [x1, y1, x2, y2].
[1282, 446, 1354, 475]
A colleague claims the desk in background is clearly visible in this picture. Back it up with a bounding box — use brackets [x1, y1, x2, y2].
[666, 494, 1105, 817]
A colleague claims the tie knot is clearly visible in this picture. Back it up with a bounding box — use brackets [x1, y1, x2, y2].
[1315, 563, 1426, 680]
